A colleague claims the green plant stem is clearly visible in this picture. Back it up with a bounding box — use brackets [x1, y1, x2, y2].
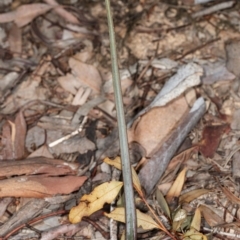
[105, 0, 137, 239]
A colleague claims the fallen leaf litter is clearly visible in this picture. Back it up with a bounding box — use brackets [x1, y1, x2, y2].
[0, 0, 240, 239]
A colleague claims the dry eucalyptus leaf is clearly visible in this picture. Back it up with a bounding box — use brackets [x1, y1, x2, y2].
[199, 205, 224, 227]
[25, 126, 45, 153]
[0, 72, 19, 92]
[0, 121, 14, 160]
[0, 175, 87, 198]
[105, 207, 160, 230]
[8, 23, 22, 54]
[220, 185, 240, 205]
[198, 124, 230, 158]
[226, 39, 240, 77]
[166, 167, 187, 204]
[0, 4, 52, 27]
[43, 0, 79, 24]
[191, 208, 201, 231]
[72, 87, 91, 106]
[69, 181, 123, 223]
[0, 157, 79, 177]
[28, 145, 54, 158]
[58, 73, 81, 95]
[69, 58, 102, 93]
[179, 189, 211, 203]
[1, 60, 50, 114]
[14, 110, 27, 159]
[50, 136, 95, 155]
[155, 189, 171, 219]
[202, 61, 235, 84]
[0, 111, 26, 159]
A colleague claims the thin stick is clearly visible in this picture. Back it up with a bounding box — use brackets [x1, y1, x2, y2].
[105, 0, 137, 239]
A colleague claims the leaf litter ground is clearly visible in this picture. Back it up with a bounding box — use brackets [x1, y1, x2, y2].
[0, 0, 240, 239]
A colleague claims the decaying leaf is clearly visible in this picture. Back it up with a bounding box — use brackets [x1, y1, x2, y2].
[199, 205, 224, 227]
[58, 57, 102, 96]
[43, 0, 79, 24]
[202, 61, 235, 84]
[104, 157, 143, 196]
[166, 167, 187, 204]
[8, 23, 22, 55]
[167, 146, 197, 172]
[0, 157, 79, 177]
[28, 145, 54, 158]
[0, 175, 87, 198]
[69, 181, 123, 223]
[0, 4, 52, 27]
[1, 58, 50, 115]
[105, 207, 160, 230]
[220, 185, 240, 205]
[179, 189, 211, 203]
[12, 110, 27, 159]
[198, 124, 230, 158]
[0, 121, 13, 160]
[0, 111, 26, 159]
[226, 39, 240, 77]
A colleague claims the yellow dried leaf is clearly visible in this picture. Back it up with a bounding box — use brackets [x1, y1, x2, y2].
[104, 157, 143, 196]
[183, 228, 208, 240]
[166, 167, 187, 203]
[105, 207, 160, 230]
[191, 208, 201, 231]
[179, 189, 210, 203]
[104, 157, 122, 170]
[131, 166, 143, 196]
[69, 181, 123, 223]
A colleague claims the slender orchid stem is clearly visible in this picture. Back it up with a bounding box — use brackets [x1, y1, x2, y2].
[105, 0, 137, 239]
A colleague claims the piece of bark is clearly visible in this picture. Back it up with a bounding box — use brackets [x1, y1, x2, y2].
[0, 199, 48, 237]
[128, 63, 202, 125]
[0, 157, 79, 177]
[128, 96, 190, 157]
[138, 97, 206, 196]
